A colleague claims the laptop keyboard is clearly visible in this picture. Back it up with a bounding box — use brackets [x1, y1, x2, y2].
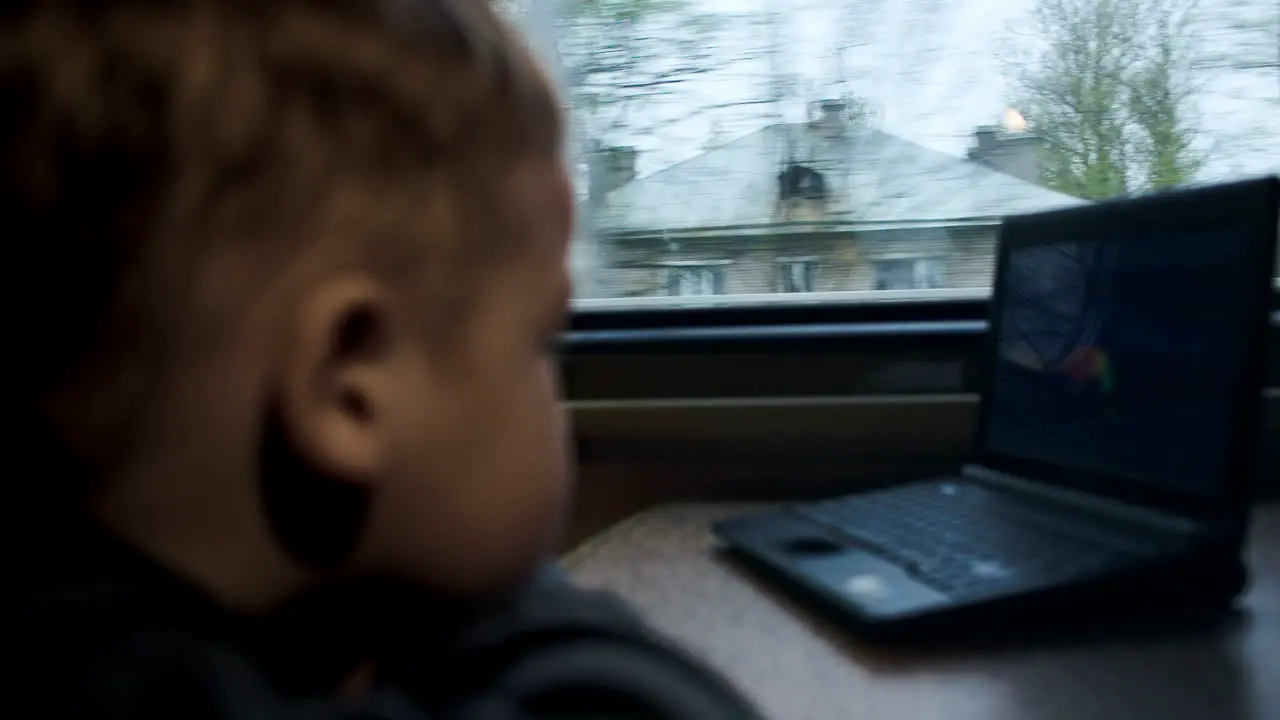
[792, 481, 1184, 595]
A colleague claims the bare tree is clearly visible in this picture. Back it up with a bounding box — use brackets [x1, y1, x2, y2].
[557, 0, 734, 147]
[1126, 0, 1205, 189]
[1008, 0, 1205, 198]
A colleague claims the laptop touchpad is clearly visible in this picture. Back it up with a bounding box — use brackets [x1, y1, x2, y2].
[782, 537, 845, 556]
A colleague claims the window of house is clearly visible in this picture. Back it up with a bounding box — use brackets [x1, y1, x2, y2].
[777, 165, 827, 201]
[659, 261, 729, 296]
[873, 258, 946, 291]
[777, 258, 817, 293]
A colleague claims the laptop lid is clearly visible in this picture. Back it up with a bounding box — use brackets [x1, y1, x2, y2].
[972, 177, 1279, 525]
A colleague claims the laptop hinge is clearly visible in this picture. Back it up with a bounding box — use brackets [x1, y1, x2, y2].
[960, 464, 1204, 535]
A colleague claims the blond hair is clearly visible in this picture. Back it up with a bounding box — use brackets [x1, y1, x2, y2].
[1, 0, 561, 503]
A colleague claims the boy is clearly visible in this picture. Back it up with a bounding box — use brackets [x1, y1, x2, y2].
[2, 1, 763, 717]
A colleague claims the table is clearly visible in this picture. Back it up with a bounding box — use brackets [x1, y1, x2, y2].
[562, 502, 1280, 720]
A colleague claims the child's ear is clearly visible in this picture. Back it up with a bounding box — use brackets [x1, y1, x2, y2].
[276, 277, 399, 485]
[258, 277, 400, 568]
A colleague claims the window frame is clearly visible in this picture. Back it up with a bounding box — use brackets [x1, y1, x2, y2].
[562, 289, 1280, 501]
[871, 256, 947, 291]
[657, 260, 730, 297]
[776, 257, 818, 293]
[568, 290, 990, 340]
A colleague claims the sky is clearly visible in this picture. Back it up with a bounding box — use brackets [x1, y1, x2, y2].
[541, 0, 1279, 184]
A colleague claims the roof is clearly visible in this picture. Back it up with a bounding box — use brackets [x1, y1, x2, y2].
[590, 123, 1087, 237]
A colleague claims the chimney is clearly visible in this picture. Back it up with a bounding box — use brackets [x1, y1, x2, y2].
[819, 99, 846, 125]
[973, 125, 1000, 151]
[588, 145, 638, 202]
[966, 125, 1043, 184]
[807, 99, 848, 137]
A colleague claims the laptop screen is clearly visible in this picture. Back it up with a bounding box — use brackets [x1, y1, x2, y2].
[981, 228, 1254, 499]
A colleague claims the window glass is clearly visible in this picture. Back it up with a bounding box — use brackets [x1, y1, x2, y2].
[777, 258, 817, 293]
[662, 262, 728, 295]
[505, 0, 1279, 308]
[873, 257, 945, 290]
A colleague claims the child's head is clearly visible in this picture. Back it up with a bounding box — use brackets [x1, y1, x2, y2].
[4, 0, 572, 607]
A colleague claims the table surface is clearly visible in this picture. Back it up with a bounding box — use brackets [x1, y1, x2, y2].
[562, 502, 1280, 720]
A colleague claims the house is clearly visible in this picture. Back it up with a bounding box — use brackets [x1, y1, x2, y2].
[578, 101, 1087, 298]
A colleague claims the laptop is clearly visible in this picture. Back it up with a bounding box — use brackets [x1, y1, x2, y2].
[713, 176, 1279, 637]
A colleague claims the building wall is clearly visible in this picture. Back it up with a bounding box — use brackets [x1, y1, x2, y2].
[945, 227, 1000, 289]
[596, 225, 1000, 297]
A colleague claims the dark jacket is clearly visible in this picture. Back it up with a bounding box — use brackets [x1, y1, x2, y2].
[5, 525, 763, 719]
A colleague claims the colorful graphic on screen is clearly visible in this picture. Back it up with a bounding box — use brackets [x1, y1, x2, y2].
[1061, 345, 1114, 394]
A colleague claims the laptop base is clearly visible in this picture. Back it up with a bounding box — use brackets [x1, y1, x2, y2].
[714, 492, 1249, 643]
